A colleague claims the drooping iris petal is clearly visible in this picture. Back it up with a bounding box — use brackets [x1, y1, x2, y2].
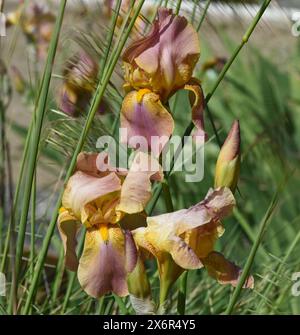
[57, 208, 81, 271]
[184, 221, 224, 259]
[202, 251, 254, 289]
[117, 151, 163, 214]
[120, 90, 174, 156]
[184, 80, 206, 140]
[62, 171, 121, 219]
[133, 187, 235, 270]
[123, 8, 200, 101]
[78, 226, 137, 298]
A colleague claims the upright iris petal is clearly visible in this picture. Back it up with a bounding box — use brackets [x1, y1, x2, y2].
[122, 8, 200, 102]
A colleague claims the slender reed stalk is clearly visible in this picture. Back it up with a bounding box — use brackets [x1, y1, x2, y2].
[197, 0, 212, 32]
[10, 0, 67, 314]
[177, 271, 188, 315]
[23, 0, 146, 314]
[224, 179, 284, 315]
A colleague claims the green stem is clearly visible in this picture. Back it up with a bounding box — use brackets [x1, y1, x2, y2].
[30, 172, 36, 280]
[23, 1, 146, 315]
[196, 0, 212, 32]
[177, 271, 188, 315]
[61, 232, 85, 314]
[11, 0, 67, 314]
[175, 0, 182, 15]
[0, 121, 32, 273]
[113, 294, 129, 315]
[162, 181, 174, 212]
[224, 180, 283, 315]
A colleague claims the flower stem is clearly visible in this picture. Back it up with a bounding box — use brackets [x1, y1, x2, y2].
[196, 0, 212, 32]
[177, 271, 188, 315]
[224, 178, 285, 315]
[10, 0, 67, 314]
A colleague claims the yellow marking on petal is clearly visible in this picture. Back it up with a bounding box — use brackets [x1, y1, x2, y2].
[136, 89, 152, 103]
[99, 224, 109, 242]
[59, 207, 67, 214]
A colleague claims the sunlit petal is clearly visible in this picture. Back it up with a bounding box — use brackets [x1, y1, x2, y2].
[120, 90, 174, 156]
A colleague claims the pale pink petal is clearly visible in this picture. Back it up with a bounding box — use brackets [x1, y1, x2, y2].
[116, 152, 163, 214]
[62, 171, 121, 218]
[120, 90, 174, 156]
[78, 226, 131, 298]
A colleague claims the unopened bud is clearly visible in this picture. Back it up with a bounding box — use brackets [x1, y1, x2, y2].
[214, 120, 240, 192]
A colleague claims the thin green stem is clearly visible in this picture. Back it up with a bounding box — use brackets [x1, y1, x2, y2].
[61, 232, 85, 314]
[197, 0, 212, 32]
[11, 0, 67, 314]
[0, 121, 32, 273]
[23, 0, 146, 315]
[162, 181, 174, 212]
[224, 180, 284, 315]
[175, 0, 183, 15]
[30, 172, 36, 280]
[177, 271, 188, 315]
[99, 0, 122, 77]
[113, 294, 129, 315]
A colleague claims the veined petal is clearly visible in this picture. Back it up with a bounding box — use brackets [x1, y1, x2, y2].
[116, 152, 163, 215]
[202, 251, 254, 289]
[62, 171, 121, 219]
[147, 187, 235, 235]
[133, 188, 235, 270]
[78, 226, 134, 298]
[57, 208, 81, 271]
[120, 90, 174, 156]
[76, 152, 127, 177]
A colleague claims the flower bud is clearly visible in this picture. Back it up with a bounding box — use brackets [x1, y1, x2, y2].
[214, 120, 240, 192]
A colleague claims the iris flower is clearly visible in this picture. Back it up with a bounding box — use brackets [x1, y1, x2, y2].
[133, 187, 254, 302]
[60, 51, 107, 117]
[58, 151, 163, 298]
[121, 8, 205, 155]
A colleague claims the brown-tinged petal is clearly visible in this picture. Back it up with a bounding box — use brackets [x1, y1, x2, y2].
[184, 79, 206, 140]
[120, 90, 174, 156]
[133, 187, 235, 270]
[124, 230, 138, 273]
[116, 152, 163, 215]
[62, 171, 121, 219]
[202, 251, 254, 288]
[123, 8, 200, 101]
[78, 226, 133, 298]
[57, 208, 81, 271]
